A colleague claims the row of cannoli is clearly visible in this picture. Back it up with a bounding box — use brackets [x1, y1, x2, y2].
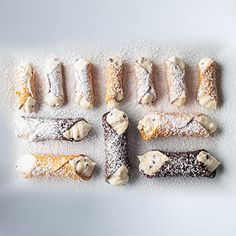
[16, 109, 221, 186]
[16, 56, 219, 114]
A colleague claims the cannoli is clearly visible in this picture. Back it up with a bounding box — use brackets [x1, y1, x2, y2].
[135, 57, 156, 106]
[166, 56, 187, 106]
[16, 63, 36, 113]
[16, 154, 96, 180]
[45, 58, 64, 107]
[102, 108, 130, 186]
[16, 116, 92, 142]
[74, 59, 94, 109]
[105, 57, 124, 109]
[197, 57, 218, 109]
[138, 112, 217, 140]
[138, 149, 220, 178]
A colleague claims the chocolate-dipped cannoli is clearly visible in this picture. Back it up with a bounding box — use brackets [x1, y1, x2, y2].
[197, 57, 218, 109]
[16, 63, 36, 113]
[102, 108, 130, 186]
[16, 116, 92, 142]
[166, 56, 187, 106]
[16, 154, 96, 180]
[138, 150, 220, 178]
[138, 112, 217, 140]
[74, 59, 94, 109]
[45, 58, 64, 107]
[105, 57, 124, 109]
[135, 57, 156, 106]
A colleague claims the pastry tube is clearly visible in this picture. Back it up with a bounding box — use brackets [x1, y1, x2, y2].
[138, 149, 220, 178]
[16, 116, 92, 142]
[166, 56, 187, 106]
[45, 58, 64, 107]
[16, 63, 36, 113]
[105, 57, 124, 109]
[16, 154, 96, 180]
[137, 112, 217, 140]
[102, 109, 130, 186]
[135, 57, 156, 106]
[197, 57, 218, 109]
[74, 59, 94, 109]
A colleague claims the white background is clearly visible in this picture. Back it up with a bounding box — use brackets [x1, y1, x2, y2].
[1, 0, 236, 236]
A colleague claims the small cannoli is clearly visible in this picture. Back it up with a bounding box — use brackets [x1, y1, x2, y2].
[138, 112, 217, 140]
[16, 63, 36, 113]
[74, 59, 94, 109]
[138, 149, 220, 178]
[135, 57, 156, 106]
[105, 57, 124, 109]
[16, 116, 92, 142]
[45, 58, 64, 107]
[102, 108, 130, 186]
[16, 154, 96, 180]
[166, 56, 187, 106]
[197, 57, 218, 109]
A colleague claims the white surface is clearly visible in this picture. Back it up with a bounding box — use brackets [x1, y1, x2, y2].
[1, 0, 236, 235]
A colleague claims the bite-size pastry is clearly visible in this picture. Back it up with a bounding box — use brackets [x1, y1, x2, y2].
[138, 112, 217, 140]
[45, 58, 65, 107]
[135, 57, 156, 106]
[166, 56, 187, 106]
[16, 116, 92, 142]
[15, 63, 36, 113]
[102, 108, 130, 186]
[105, 57, 124, 109]
[16, 154, 96, 180]
[197, 57, 218, 109]
[74, 58, 94, 109]
[138, 149, 220, 178]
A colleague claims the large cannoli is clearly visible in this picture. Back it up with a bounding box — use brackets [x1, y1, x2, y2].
[16, 63, 36, 113]
[105, 57, 124, 109]
[74, 59, 94, 109]
[138, 112, 217, 140]
[135, 57, 156, 106]
[138, 149, 220, 178]
[16, 154, 96, 180]
[197, 57, 218, 109]
[102, 108, 130, 186]
[16, 116, 92, 142]
[166, 56, 187, 106]
[45, 58, 64, 107]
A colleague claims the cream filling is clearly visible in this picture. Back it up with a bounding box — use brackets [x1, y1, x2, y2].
[16, 154, 36, 176]
[138, 151, 169, 176]
[45, 58, 61, 72]
[195, 115, 217, 134]
[136, 57, 152, 73]
[69, 156, 96, 178]
[167, 56, 185, 69]
[75, 58, 89, 69]
[75, 95, 93, 110]
[198, 90, 217, 110]
[198, 57, 214, 72]
[63, 120, 92, 141]
[197, 151, 220, 172]
[109, 56, 122, 69]
[137, 113, 160, 136]
[107, 91, 123, 109]
[108, 165, 129, 186]
[21, 96, 36, 113]
[106, 108, 128, 135]
[172, 90, 187, 107]
[45, 93, 62, 107]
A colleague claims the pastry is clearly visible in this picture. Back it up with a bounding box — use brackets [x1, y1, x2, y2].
[105, 57, 124, 109]
[138, 149, 220, 178]
[16, 116, 92, 142]
[135, 57, 156, 106]
[45, 58, 64, 107]
[16, 63, 36, 113]
[138, 112, 217, 140]
[16, 154, 96, 180]
[102, 108, 130, 186]
[74, 58, 94, 109]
